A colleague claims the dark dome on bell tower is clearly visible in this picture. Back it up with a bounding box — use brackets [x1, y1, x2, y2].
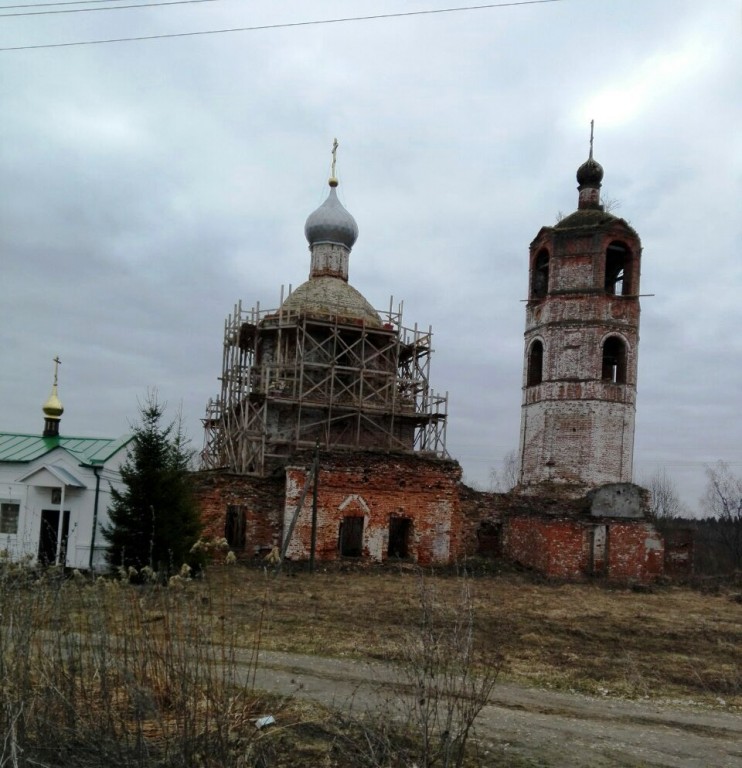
[576, 156, 604, 187]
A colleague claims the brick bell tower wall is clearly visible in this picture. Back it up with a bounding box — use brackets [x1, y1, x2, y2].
[519, 217, 642, 490]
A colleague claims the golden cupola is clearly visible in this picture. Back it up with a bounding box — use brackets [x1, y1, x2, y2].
[42, 356, 64, 438]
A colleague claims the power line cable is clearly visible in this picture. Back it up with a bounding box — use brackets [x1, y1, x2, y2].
[0, 0, 163, 9]
[1, 0, 220, 18]
[0, 0, 564, 52]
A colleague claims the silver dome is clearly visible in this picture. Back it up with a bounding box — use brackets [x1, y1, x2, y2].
[304, 185, 359, 250]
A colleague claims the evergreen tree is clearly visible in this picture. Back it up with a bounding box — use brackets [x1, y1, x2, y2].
[104, 394, 202, 576]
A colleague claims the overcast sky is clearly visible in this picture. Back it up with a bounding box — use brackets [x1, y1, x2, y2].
[1, 0, 740, 513]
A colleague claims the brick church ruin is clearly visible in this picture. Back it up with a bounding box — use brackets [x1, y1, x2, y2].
[194, 136, 664, 580]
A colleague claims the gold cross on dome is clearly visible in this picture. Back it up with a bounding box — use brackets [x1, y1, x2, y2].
[52, 355, 61, 386]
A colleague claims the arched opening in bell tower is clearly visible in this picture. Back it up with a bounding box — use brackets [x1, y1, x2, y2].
[531, 249, 550, 299]
[605, 241, 632, 296]
[601, 336, 627, 384]
[527, 339, 544, 386]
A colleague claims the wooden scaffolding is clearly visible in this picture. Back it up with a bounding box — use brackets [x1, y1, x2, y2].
[200, 296, 448, 475]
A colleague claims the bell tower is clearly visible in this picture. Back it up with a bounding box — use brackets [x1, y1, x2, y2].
[518, 130, 642, 491]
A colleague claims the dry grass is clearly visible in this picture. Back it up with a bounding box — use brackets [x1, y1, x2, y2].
[0, 563, 511, 767]
[202, 562, 742, 707]
[2, 559, 740, 767]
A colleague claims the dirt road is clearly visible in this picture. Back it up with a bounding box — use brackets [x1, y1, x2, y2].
[246, 650, 742, 768]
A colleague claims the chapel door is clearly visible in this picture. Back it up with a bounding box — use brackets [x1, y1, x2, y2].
[38, 509, 70, 566]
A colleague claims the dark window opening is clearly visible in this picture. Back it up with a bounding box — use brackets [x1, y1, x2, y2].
[527, 340, 544, 386]
[605, 242, 632, 296]
[0, 502, 19, 535]
[531, 249, 550, 299]
[339, 516, 364, 557]
[601, 337, 627, 384]
[225, 504, 247, 550]
[388, 516, 412, 559]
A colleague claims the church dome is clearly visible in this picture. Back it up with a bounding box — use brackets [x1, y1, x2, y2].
[280, 276, 382, 327]
[576, 156, 604, 187]
[42, 388, 64, 418]
[304, 182, 359, 250]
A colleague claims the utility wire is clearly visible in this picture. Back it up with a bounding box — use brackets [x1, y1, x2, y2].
[1, 0, 220, 18]
[0, 0, 162, 9]
[0, 0, 563, 52]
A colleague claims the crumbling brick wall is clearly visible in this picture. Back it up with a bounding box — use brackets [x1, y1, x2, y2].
[458, 484, 504, 555]
[191, 470, 284, 557]
[607, 520, 664, 581]
[500, 513, 663, 582]
[283, 452, 463, 565]
[503, 515, 588, 578]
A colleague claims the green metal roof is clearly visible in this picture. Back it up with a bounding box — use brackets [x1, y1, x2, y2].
[0, 433, 133, 466]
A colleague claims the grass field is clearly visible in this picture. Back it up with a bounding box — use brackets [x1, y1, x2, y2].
[201, 561, 742, 707]
[1, 561, 740, 767]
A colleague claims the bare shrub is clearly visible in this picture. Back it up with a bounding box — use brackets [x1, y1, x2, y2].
[0, 566, 272, 767]
[344, 570, 500, 768]
[401, 572, 500, 767]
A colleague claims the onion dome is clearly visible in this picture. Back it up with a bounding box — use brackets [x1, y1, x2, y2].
[42, 387, 64, 419]
[576, 156, 604, 187]
[304, 180, 359, 250]
[42, 356, 64, 437]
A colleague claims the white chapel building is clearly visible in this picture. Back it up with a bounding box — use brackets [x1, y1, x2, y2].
[0, 362, 131, 570]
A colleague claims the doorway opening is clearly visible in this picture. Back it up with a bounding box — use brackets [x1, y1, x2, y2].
[225, 504, 247, 550]
[338, 516, 364, 557]
[38, 509, 70, 566]
[387, 516, 412, 559]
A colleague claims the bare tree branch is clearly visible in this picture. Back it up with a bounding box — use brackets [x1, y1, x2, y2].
[702, 461, 742, 571]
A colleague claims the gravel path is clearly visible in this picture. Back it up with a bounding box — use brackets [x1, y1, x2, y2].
[245, 650, 742, 768]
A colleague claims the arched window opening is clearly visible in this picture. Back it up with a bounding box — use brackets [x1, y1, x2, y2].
[602, 337, 627, 384]
[527, 340, 544, 386]
[605, 242, 632, 295]
[531, 249, 550, 299]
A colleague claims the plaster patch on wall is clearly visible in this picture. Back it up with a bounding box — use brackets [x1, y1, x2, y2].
[339, 494, 370, 514]
[366, 526, 386, 562]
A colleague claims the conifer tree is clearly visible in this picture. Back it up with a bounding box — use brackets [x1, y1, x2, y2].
[104, 393, 202, 576]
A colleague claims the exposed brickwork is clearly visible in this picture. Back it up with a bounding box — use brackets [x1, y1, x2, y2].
[519, 204, 642, 490]
[462, 483, 663, 582]
[607, 521, 664, 581]
[500, 513, 663, 582]
[191, 454, 463, 565]
[458, 483, 502, 555]
[503, 515, 588, 578]
[283, 451, 463, 565]
[191, 470, 285, 557]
